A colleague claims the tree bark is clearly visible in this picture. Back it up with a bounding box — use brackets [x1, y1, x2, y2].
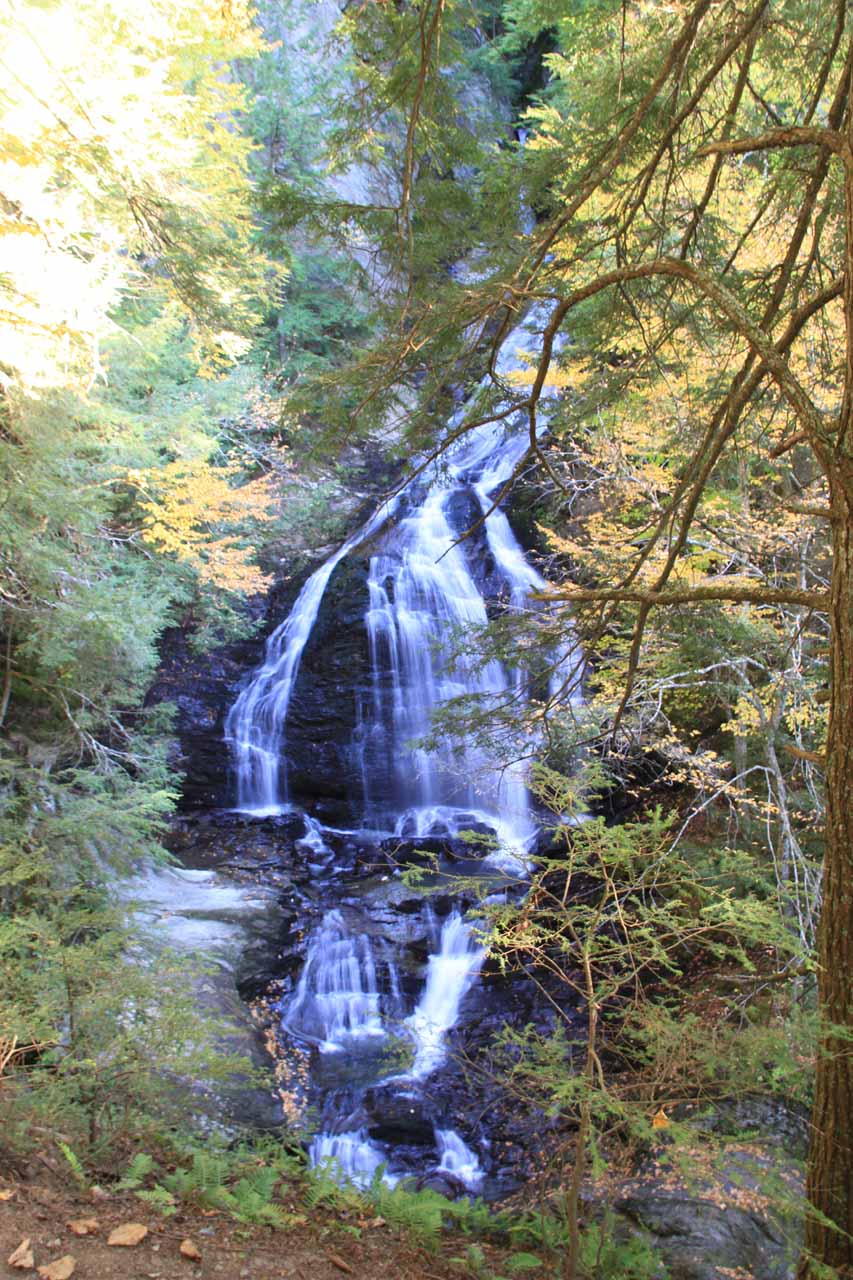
[801, 479, 853, 1277]
[801, 94, 853, 1277]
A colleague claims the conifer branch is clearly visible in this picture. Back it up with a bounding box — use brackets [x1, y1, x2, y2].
[696, 126, 846, 159]
[536, 584, 827, 610]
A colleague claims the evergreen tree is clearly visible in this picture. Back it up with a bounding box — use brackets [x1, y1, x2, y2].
[301, 2, 853, 1273]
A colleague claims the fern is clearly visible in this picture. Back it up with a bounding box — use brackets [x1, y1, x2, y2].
[57, 1142, 89, 1190]
[371, 1183, 447, 1248]
[190, 1150, 229, 1194]
[136, 1185, 177, 1216]
[236, 1164, 279, 1202]
[506, 1254, 543, 1274]
[117, 1152, 156, 1190]
[304, 1161, 358, 1212]
[158, 1146, 300, 1227]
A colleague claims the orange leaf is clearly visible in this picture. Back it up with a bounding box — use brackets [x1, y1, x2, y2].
[179, 1239, 201, 1262]
[107, 1223, 148, 1247]
[37, 1257, 76, 1280]
[66, 1219, 99, 1236]
[8, 1239, 34, 1269]
[652, 1108, 670, 1130]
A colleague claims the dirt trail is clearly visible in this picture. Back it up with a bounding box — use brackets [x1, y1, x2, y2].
[0, 1179, 474, 1280]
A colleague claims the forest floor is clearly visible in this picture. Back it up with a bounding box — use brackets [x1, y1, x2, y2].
[0, 1175, 483, 1280]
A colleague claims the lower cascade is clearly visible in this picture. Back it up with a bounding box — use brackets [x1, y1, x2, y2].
[283, 910, 401, 1053]
[435, 1128, 485, 1191]
[309, 1130, 399, 1189]
[225, 308, 577, 1191]
[403, 912, 486, 1080]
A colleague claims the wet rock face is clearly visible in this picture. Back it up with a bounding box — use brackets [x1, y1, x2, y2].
[146, 620, 266, 809]
[283, 555, 372, 821]
[146, 551, 376, 817]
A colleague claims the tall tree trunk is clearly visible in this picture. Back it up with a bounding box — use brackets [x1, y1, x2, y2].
[800, 476, 853, 1277]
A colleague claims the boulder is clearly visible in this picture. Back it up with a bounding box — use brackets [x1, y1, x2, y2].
[614, 1144, 803, 1280]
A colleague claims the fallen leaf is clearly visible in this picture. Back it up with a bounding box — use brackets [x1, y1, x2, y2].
[8, 1239, 34, 1269]
[179, 1240, 201, 1262]
[37, 1257, 76, 1280]
[0, 1188, 15, 1201]
[328, 1256, 353, 1275]
[652, 1108, 670, 1130]
[107, 1222, 149, 1247]
[66, 1219, 99, 1236]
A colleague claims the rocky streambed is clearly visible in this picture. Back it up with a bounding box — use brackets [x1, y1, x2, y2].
[145, 806, 807, 1280]
[161, 807, 565, 1197]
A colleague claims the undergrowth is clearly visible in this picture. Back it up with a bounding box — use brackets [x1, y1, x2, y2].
[45, 1136, 666, 1279]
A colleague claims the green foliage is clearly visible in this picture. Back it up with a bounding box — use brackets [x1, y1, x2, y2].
[578, 1215, 666, 1280]
[57, 1143, 90, 1191]
[117, 1152, 157, 1190]
[0, 0, 290, 1166]
[108, 1142, 307, 1226]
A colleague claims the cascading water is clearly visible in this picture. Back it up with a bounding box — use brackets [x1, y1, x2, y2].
[225, 502, 396, 814]
[283, 910, 400, 1053]
[435, 1128, 484, 1191]
[227, 305, 569, 843]
[404, 911, 486, 1079]
[309, 1131, 398, 1189]
[356, 437, 537, 861]
[227, 306, 578, 1191]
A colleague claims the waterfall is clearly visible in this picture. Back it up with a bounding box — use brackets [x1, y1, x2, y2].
[435, 1128, 484, 1191]
[282, 910, 399, 1053]
[404, 911, 486, 1079]
[224, 501, 396, 814]
[358, 478, 531, 850]
[225, 307, 572, 856]
[227, 306, 578, 1191]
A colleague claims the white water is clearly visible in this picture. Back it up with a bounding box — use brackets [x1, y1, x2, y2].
[356, 427, 539, 865]
[226, 308, 573, 866]
[435, 1127, 484, 1191]
[227, 306, 577, 1189]
[283, 910, 398, 1053]
[225, 500, 397, 813]
[310, 1130, 398, 1188]
[404, 911, 486, 1078]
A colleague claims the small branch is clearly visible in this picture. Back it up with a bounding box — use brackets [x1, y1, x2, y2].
[696, 126, 845, 158]
[535, 583, 828, 609]
[771, 430, 810, 457]
[783, 743, 825, 765]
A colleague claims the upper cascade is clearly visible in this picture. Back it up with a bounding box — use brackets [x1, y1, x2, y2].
[224, 307, 574, 859]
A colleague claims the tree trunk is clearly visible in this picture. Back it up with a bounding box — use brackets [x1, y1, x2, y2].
[801, 476, 853, 1277]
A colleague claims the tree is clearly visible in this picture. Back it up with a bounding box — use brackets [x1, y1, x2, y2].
[303, 1, 853, 1273]
[0, 0, 275, 1153]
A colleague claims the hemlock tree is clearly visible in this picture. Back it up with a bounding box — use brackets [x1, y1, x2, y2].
[296, 1, 853, 1273]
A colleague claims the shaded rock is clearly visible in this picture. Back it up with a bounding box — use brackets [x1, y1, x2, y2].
[676, 1095, 810, 1161]
[615, 1145, 803, 1280]
[364, 1087, 436, 1144]
[416, 1172, 468, 1198]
